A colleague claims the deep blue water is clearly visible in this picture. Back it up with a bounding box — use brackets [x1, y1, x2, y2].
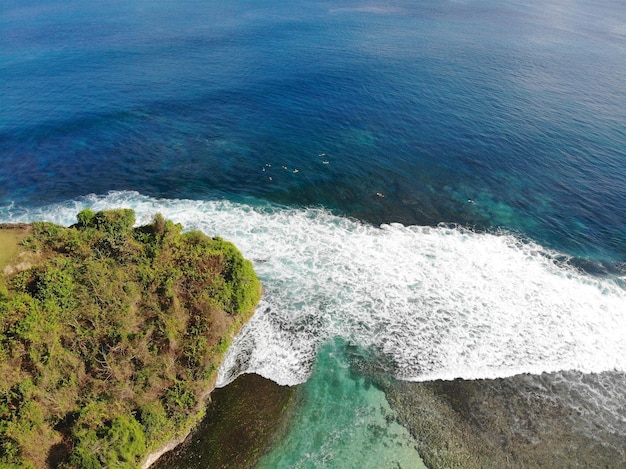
[2, 0, 626, 465]
[3, 0, 625, 262]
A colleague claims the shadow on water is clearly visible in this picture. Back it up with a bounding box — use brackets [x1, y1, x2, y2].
[153, 373, 296, 469]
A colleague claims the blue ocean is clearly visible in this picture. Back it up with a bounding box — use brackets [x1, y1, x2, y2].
[2, 0, 625, 466]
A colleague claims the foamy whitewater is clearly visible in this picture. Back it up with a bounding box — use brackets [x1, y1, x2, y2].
[3, 191, 624, 387]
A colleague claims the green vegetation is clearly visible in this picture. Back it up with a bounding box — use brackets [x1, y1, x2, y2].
[0, 209, 261, 468]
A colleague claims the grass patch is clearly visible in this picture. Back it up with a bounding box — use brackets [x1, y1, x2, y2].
[0, 225, 31, 271]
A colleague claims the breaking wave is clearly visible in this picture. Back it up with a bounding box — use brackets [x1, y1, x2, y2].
[2, 191, 624, 386]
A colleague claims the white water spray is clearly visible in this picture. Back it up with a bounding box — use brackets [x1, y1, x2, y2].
[3, 191, 625, 386]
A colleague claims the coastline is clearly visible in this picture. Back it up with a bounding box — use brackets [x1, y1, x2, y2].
[143, 290, 263, 468]
[140, 374, 219, 469]
[152, 373, 296, 469]
[142, 435, 191, 469]
[0, 214, 263, 468]
[144, 353, 626, 469]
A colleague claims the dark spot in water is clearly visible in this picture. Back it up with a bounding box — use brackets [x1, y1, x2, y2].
[153, 373, 296, 469]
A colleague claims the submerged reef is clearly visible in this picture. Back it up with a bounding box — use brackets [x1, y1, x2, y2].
[380, 371, 626, 469]
[0, 209, 261, 468]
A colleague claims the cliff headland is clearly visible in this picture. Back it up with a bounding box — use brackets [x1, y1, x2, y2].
[0, 209, 261, 468]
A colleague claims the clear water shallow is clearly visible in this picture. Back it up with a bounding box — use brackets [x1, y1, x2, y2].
[256, 340, 426, 469]
[1, 0, 625, 465]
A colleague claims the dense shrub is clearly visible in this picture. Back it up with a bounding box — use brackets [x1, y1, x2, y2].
[0, 209, 261, 468]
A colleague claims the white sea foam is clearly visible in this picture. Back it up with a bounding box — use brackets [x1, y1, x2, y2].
[2, 191, 625, 386]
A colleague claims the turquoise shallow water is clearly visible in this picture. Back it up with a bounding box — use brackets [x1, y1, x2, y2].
[1, 0, 626, 465]
[257, 341, 426, 469]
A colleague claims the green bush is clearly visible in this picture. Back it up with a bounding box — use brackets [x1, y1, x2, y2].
[0, 437, 24, 467]
[101, 415, 146, 467]
[164, 381, 197, 416]
[137, 402, 170, 442]
[66, 445, 100, 469]
[76, 208, 95, 228]
[33, 263, 75, 309]
[89, 209, 136, 235]
[0, 284, 8, 302]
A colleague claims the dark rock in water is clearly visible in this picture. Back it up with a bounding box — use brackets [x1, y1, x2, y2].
[153, 373, 296, 469]
[380, 371, 626, 469]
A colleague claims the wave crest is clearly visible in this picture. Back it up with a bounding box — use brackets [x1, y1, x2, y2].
[2, 191, 625, 386]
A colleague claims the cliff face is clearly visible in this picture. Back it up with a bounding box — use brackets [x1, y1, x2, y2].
[0, 209, 261, 469]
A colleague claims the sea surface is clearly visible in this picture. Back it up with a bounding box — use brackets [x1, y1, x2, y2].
[2, 0, 625, 466]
